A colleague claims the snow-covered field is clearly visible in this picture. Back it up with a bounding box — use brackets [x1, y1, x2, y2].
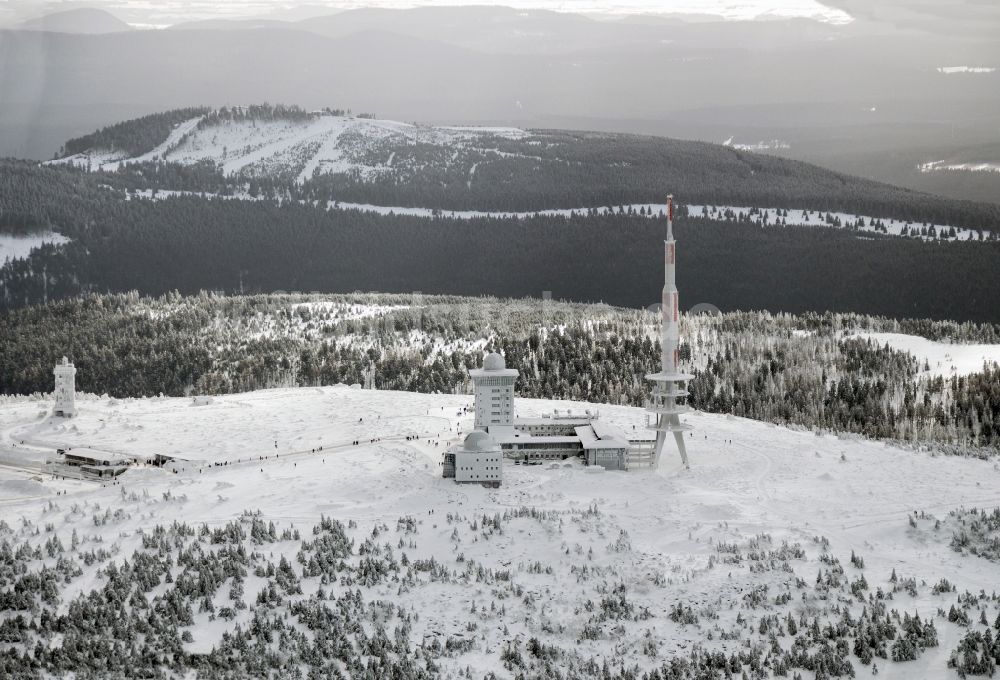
[2, 386, 999, 677]
[855, 332, 1000, 378]
[919, 160, 1000, 175]
[0, 231, 70, 263]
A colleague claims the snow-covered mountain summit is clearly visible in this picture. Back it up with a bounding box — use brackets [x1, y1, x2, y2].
[52, 111, 529, 184]
[1, 385, 999, 677]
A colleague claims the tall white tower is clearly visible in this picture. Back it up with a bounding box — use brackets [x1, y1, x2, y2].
[53, 357, 77, 418]
[469, 353, 518, 438]
[646, 195, 692, 469]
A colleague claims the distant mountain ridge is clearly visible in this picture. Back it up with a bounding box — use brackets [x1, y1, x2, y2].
[18, 7, 132, 34]
[1, 8, 996, 208]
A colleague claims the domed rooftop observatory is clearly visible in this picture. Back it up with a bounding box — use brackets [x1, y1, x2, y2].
[482, 352, 506, 371]
[463, 430, 497, 452]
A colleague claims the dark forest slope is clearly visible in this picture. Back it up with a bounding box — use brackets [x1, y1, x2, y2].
[1, 176, 998, 322]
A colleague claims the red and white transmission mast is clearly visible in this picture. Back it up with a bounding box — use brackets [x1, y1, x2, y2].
[645, 195, 692, 469]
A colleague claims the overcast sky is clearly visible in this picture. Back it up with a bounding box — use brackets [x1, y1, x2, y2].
[2, 0, 854, 27]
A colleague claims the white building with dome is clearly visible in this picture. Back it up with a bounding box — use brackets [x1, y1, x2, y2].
[449, 352, 652, 473]
[442, 430, 503, 487]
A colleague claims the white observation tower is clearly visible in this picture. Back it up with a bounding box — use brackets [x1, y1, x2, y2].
[53, 357, 77, 418]
[645, 195, 692, 469]
[469, 352, 518, 438]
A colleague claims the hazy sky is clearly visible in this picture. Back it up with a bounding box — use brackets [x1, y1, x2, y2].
[3, 0, 854, 27]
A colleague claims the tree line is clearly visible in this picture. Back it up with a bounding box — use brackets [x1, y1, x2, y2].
[2, 293, 998, 451]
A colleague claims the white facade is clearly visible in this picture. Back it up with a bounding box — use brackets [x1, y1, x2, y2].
[469, 353, 518, 437]
[53, 357, 77, 418]
[449, 431, 503, 486]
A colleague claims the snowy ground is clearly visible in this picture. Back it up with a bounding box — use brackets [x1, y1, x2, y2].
[0, 231, 70, 263]
[855, 333, 1000, 378]
[2, 387, 999, 677]
[122, 187, 989, 244]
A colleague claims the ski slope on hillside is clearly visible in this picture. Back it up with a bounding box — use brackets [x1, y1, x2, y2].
[49, 114, 529, 182]
[1, 387, 998, 677]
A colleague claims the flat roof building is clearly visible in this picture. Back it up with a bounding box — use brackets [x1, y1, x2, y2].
[61, 447, 131, 478]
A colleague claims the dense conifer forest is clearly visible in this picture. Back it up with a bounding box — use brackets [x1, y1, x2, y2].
[2, 293, 998, 453]
[58, 108, 211, 159]
[2, 164, 999, 322]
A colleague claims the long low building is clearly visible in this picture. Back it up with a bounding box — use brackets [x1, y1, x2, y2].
[60, 448, 132, 478]
[495, 434, 583, 461]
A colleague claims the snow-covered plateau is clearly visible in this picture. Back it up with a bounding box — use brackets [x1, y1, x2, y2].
[2, 386, 999, 677]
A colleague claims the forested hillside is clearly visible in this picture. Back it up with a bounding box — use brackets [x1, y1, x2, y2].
[3, 292, 998, 452]
[52, 107, 1000, 229]
[2, 170, 999, 322]
[58, 107, 209, 158]
[296, 129, 1000, 228]
[5, 107, 1000, 322]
